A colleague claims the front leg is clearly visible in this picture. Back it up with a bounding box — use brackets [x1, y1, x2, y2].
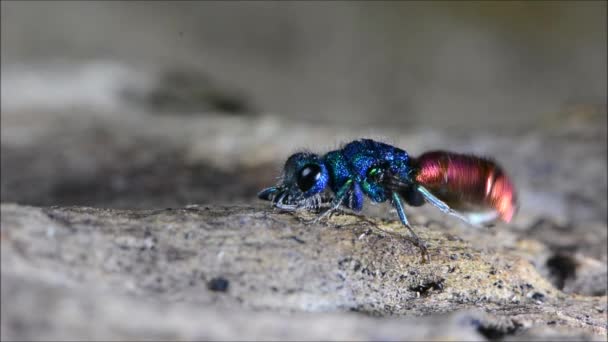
[392, 192, 429, 262]
[307, 179, 353, 224]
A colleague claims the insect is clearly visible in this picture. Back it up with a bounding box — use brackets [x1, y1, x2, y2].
[258, 139, 518, 258]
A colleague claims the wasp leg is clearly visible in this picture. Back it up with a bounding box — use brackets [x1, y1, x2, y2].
[271, 190, 300, 211]
[391, 192, 429, 262]
[416, 185, 482, 228]
[305, 179, 353, 224]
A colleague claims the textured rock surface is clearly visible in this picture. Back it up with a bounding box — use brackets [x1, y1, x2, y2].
[1, 204, 606, 341]
[1, 105, 606, 340]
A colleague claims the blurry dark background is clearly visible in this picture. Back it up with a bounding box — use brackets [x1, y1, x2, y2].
[1, 1, 606, 221]
[2, 1, 606, 131]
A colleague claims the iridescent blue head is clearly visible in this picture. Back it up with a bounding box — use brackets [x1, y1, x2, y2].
[258, 152, 330, 210]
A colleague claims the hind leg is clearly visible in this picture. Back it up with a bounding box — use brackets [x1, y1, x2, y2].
[391, 192, 429, 262]
[416, 185, 483, 227]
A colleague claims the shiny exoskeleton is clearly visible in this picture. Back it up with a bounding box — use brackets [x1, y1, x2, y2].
[258, 139, 517, 258]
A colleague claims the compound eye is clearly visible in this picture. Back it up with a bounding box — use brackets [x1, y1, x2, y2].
[297, 164, 321, 192]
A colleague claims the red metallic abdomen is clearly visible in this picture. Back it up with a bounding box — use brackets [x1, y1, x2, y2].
[414, 151, 517, 223]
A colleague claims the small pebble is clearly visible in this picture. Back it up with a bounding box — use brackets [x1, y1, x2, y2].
[208, 277, 230, 292]
[530, 292, 545, 302]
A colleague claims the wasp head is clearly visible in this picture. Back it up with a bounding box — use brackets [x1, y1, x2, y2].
[258, 152, 330, 211]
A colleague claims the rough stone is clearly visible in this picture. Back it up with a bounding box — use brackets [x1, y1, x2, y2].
[1, 203, 606, 340]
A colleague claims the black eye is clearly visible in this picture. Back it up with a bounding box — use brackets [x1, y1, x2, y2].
[297, 164, 321, 192]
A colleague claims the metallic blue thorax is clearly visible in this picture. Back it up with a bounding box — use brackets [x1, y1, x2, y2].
[323, 139, 413, 211]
